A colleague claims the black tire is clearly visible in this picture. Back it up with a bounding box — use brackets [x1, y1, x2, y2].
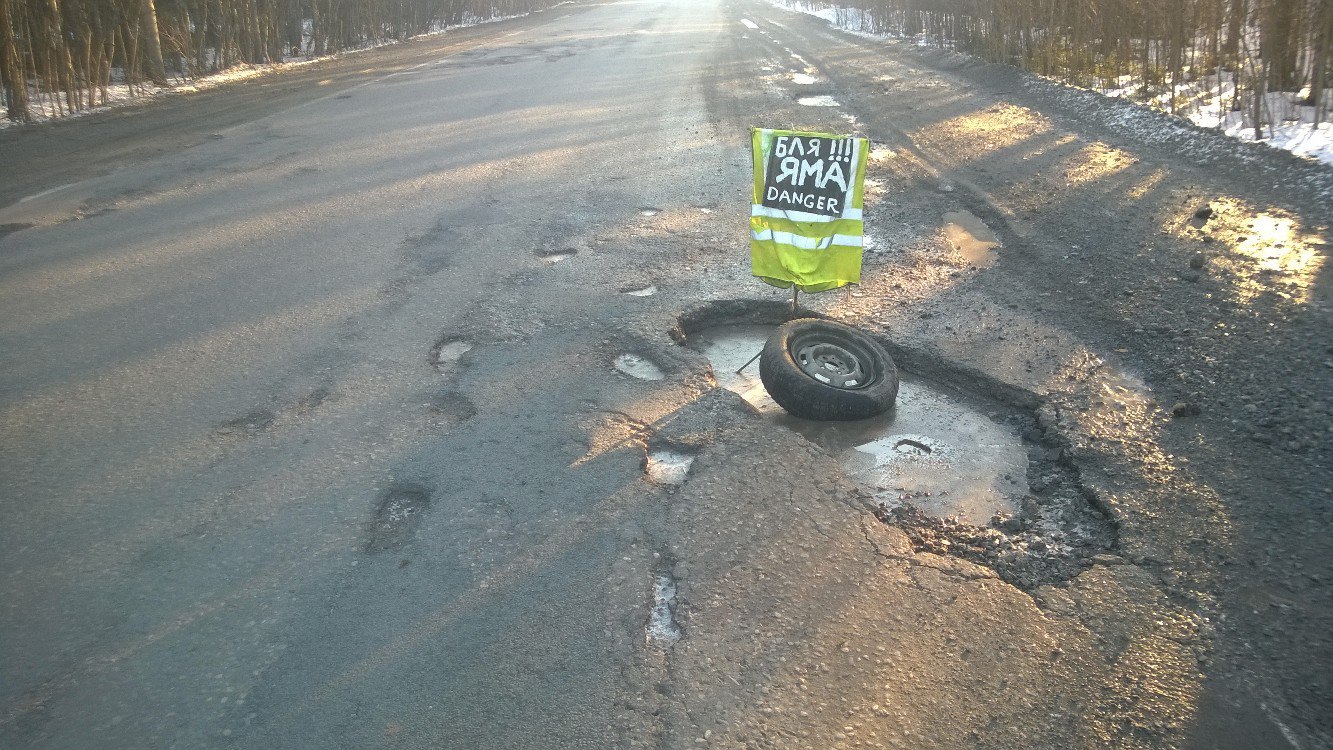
[759, 318, 899, 421]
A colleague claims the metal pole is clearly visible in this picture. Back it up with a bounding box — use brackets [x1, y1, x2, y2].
[739, 286, 800, 375]
[735, 349, 762, 374]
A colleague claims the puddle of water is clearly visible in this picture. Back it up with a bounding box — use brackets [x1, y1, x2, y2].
[646, 450, 695, 485]
[689, 325, 1027, 524]
[622, 285, 657, 297]
[797, 95, 840, 107]
[739, 18, 759, 29]
[689, 324, 773, 406]
[791, 72, 819, 85]
[647, 574, 682, 647]
[615, 353, 664, 381]
[942, 210, 1001, 267]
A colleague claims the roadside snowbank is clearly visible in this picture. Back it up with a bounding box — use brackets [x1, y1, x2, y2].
[766, 0, 1333, 167]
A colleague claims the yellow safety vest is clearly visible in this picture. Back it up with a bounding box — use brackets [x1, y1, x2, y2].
[750, 127, 868, 293]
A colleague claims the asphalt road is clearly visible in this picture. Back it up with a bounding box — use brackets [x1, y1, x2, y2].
[2, 0, 1330, 748]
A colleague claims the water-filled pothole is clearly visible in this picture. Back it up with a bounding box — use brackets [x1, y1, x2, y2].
[432, 338, 473, 371]
[689, 325, 1026, 525]
[621, 284, 657, 297]
[537, 248, 576, 263]
[942, 210, 1000, 267]
[614, 353, 665, 381]
[797, 95, 840, 107]
[679, 311, 1115, 590]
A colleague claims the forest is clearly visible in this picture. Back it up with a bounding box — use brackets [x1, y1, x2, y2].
[0, 0, 558, 122]
[1, 0, 1330, 132]
[825, 0, 1332, 135]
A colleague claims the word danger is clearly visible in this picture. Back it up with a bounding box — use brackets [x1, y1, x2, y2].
[761, 135, 855, 218]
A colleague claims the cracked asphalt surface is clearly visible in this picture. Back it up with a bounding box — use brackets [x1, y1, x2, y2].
[1, 0, 1330, 748]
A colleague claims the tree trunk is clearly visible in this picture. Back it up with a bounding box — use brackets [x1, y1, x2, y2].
[1311, 0, 1330, 125]
[1254, 58, 1267, 139]
[0, 0, 29, 122]
[139, 0, 168, 84]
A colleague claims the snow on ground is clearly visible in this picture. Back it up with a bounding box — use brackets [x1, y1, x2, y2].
[1095, 73, 1333, 165]
[0, 9, 544, 129]
[765, 0, 1333, 167]
[2, 62, 318, 128]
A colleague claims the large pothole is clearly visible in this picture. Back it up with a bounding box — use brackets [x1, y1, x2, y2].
[690, 324, 1026, 525]
[677, 304, 1116, 590]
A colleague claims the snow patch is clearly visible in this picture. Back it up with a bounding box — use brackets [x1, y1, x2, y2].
[740, 18, 759, 29]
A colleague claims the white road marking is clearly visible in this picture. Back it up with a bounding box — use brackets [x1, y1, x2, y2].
[19, 183, 80, 203]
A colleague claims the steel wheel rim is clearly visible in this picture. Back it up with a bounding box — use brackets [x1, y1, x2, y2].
[791, 334, 874, 390]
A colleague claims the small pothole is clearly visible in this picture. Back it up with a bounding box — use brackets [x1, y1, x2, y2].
[621, 284, 658, 297]
[432, 338, 473, 371]
[646, 450, 695, 486]
[647, 571, 682, 648]
[942, 210, 1001, 268]
[0, 223, 35, 240]
[365, 486, 431, 553]
[797, 95, 840, 107]
[215, 409, 276, 437]
[537, 248, 577, 263]
[296, 387, 332, 412]
[614, 354, 664, 381]
[427, 392, 477, 428]
[639, 207, 662, 217]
